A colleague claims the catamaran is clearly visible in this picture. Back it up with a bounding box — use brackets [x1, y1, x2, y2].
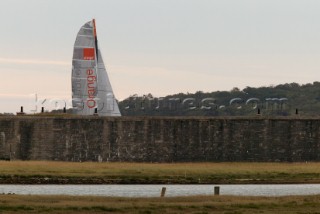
[71, 19, 121, 116]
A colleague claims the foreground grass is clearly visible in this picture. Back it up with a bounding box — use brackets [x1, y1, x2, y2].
[0, 194, 319, 213]
[0, 161, 320, 184]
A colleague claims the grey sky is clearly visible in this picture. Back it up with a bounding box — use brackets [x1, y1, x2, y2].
[1, 0, 320, 113]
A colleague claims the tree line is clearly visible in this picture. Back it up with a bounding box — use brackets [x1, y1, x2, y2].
[118, 82, 320, 116]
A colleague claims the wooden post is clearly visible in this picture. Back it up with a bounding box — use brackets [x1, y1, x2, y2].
[41, 107, 44, 113]
[160, 187, 166, 197]
[94, 108, 98, 116]
[17, 106, 25, 115]
[214, 186, 220, 195]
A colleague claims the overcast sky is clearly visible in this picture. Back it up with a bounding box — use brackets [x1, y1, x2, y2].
[1, 0, 320, 113]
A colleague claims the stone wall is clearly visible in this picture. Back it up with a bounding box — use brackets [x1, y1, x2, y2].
[0, 116, 319, 162]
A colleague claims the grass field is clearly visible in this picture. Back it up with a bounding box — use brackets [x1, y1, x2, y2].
[0, 194, 319, 213]
[0, 161, 320, 184]
[1, 161, 320, 213]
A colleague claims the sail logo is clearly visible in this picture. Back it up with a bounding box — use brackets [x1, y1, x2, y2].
[87, 69, 97, 108]
[83, 48, 95, 60]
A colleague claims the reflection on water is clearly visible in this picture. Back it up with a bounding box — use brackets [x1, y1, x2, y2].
[1, 184, 320, 197]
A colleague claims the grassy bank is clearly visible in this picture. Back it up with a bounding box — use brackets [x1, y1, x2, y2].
[0, 161, 320, 184]
[0, 194, 319, 213]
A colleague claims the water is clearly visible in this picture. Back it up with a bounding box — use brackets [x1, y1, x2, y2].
[1, 184, 320, 197]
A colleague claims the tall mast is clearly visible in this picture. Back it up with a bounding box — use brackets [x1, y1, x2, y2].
[93, 19, 99, 61]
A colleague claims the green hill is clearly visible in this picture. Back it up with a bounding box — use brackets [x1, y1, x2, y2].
[119, 82, 320, 116]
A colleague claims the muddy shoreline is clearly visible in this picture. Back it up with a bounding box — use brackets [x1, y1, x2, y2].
[1, 176, 320, 185]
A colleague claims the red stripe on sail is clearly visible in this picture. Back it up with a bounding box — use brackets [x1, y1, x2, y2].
[83, 48, 95, 60]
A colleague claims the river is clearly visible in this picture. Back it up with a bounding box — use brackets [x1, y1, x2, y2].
[1, 184, 320, 197]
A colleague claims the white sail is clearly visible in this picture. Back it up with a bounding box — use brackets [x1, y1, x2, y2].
[71, 19, 121, 116]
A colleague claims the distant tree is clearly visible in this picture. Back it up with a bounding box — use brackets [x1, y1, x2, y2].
[231, 87, 240, 92]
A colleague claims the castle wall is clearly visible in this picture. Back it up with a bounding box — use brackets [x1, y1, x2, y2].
[0, 116, 319, 162]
